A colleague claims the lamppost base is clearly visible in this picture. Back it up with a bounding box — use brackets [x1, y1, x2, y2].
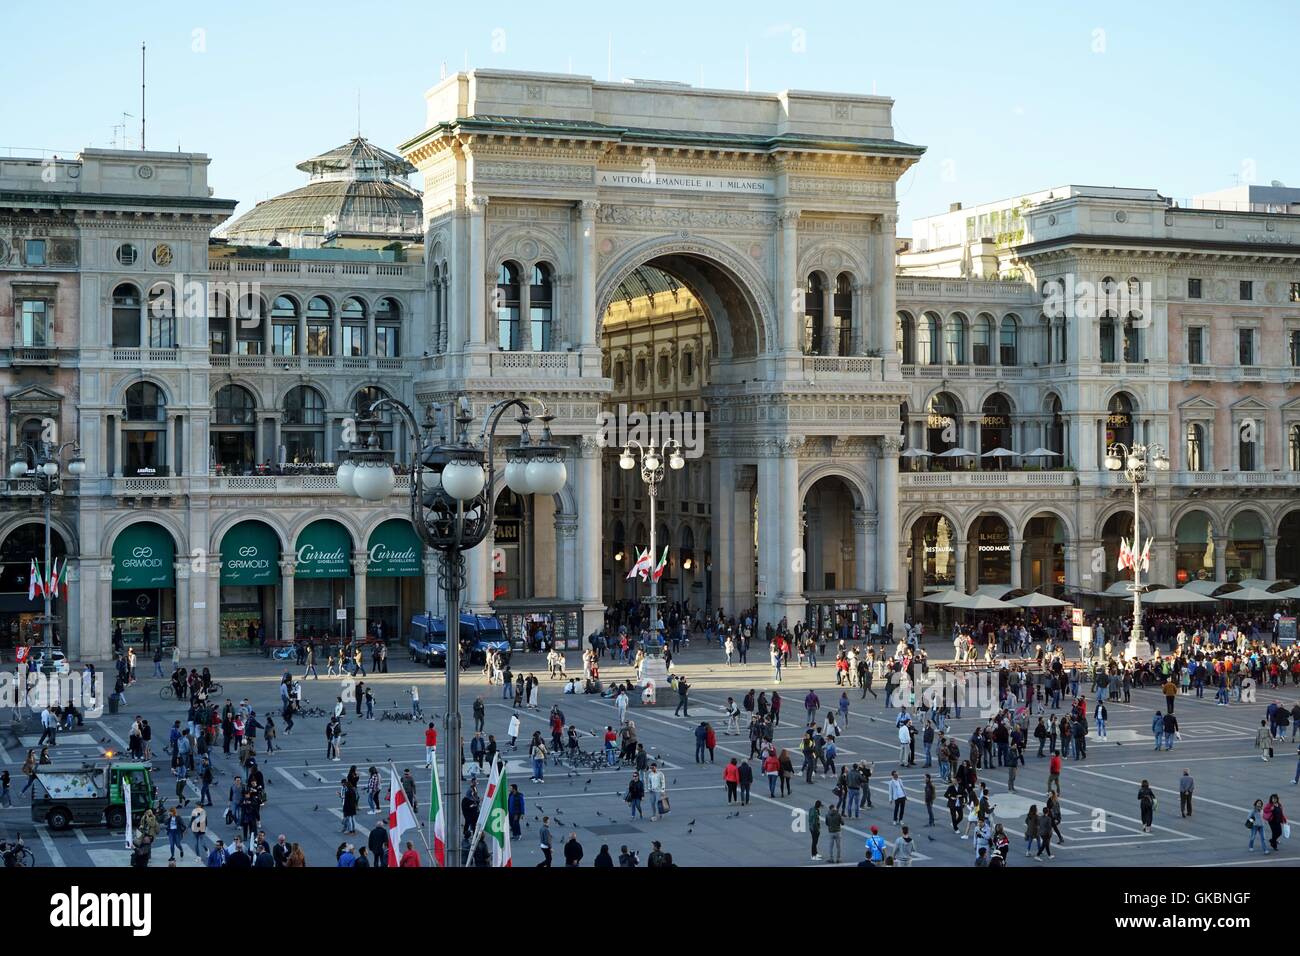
[1123, 633, 1152, 663]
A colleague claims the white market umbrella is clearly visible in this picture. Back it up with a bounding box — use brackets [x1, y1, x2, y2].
[1139, 588, 1220, 606]
[1101, 580, 1142, 598]
[981, 447, 1019, 458]
[1010, 591, 1072, 608]
[1237, 579, 1283, 592]
[936, 447, 977, 458]
[900, 447, 933, 458]
[948, 593, 1019, 611]
[974, 584, 1017, 599]
[1220, 586, 1284, 603]
[921, 588, 965, 605]
[1023, 447, 1062, 459]
[1182, 580, 1228, 596]
[1270, 585, 1300, 601]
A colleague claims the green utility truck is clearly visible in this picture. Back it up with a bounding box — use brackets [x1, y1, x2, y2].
[31, 762, 158, 831]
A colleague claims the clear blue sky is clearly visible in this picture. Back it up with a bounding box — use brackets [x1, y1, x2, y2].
[4, 1, 1294, 230]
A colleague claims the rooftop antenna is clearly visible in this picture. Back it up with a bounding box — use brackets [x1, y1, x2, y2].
[113, 113, 134, 149]
[140, 42, 146, 151]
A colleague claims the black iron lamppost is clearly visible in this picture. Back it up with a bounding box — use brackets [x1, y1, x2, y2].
[1104, 440, 1170, 661]
[338, 395, 566, 866]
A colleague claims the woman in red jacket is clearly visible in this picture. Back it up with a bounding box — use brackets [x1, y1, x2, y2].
[763, 751, 781, 797]
[723, 757, 741, 803]
[399, 841, 421, 867]
[705, 724, 717, 763]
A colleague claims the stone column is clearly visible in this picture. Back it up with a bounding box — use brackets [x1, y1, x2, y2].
[877, 435, 903, 625]
[1265, 536, 1278, 581]
[279, 557, 296, 643]
[555, 514, 578, 602]
[712, 455, 735, 614]
[910, 529, 925, 603]
[1212, 536, 1226, 582]
[332, 312, 342, 364]
[778, 209, 801, 354]
[852, 281, 868, 355]
[352, 551, 369, 640]
[954, 538, 968, 594]
[166, 416, 176, 475]
[576, 437, 603, 635]
[577, 201, 599, 349]
[66, 560, 82, 661]
[423, 548, 442, 619]
[778, 439, 805, 623]
[298, 312, 307, 358]
[174, 561, 192, 657]
[467, 196, 489, 346]
[206, 554, 221, 654]
[91, 562, 114, 662]
[854, 510, 875, 593]
[821, 284, 834, 356]
[1010, 537, 1023, 590]
[466, 534, 494, 615]
[757, 451, 782, 624]
[805, 511, 822, 591]
[1064, 545, 1079, 592]
[732, 470, 756, 614]
[873, 214, 899, 368]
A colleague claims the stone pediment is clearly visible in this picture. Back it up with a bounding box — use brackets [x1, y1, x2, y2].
[5, 383, 65, 405]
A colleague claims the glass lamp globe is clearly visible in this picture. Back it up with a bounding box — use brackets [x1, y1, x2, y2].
[1104, 455, 1121, 471]
[643, 453, 660, 472]
[336, 461, 357, 496]
[351, 462, 396, 501]
[526, 459, 567, 496]
[618, 450, 635, 470]
[40, 461, 59, 477]
[504, 459, 534, 495]
[420, 467, 442, 493]
[1153, 454, 1170, 471]
[67, 457, 86, 476]
[9, 460, 29, 478]
[1126, 456, 1141, 472]
[668, 450, 685, 470]
[441, 459, 486, 501]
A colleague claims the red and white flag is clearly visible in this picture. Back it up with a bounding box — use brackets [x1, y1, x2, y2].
[1117, 537, 1132, 572]
[626, 548, 652, 581]
[28, 559, 43, 601]
[386, 768, 419, 866]
[1137, 537, 1152, 574]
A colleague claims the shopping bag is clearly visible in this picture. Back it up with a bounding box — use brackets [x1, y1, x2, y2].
[1283, 822, 1292, 840]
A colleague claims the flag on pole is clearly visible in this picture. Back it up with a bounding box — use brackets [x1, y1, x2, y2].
[428, 749, 446, 867]
[625, 548, 648, 581]
[468, 757, 512, 867]
[386, 767, 419, 866]
[1117, 537, 1132, 572]
[56, 558, 68, 599]
[1137, 537, 1152, 574]
[48, 558, 60, 599]
[628, 548, 653, 581]
[28, 559, 43, 601]
[651, 545, 669, 582]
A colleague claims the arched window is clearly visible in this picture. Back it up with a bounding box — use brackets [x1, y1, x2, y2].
[1238, 421, 1257, 472]
[918, 313, 939, 366]
[1000, 315, 1019, 365]
[340, 297, 367, 356]
[1055, 318, 1067, 364]
[972, 314, 994, 365]
[306, 296, 332, 356]
[271, 295, 299, 356]
[147, 283, 177, 349]
[125, 382, 166, 422]
[236, 294, 266, 355]
[614, 357, 626, 391]
[283, 386, 326, 464]
[354, 386, 393, 450]
[833, 272, 853, 356]
[1047, 394, 1065, 458]
[926, 392, 962, 463]
[1099, 314, 1117, 363]
[375, 297, 401, 357]
[1122, 314, 1142, 363]
[943, 313, 967, 365]
[1106, 393, 1134, 449]
[210, 385, 257, 472]
[803, 273, 825, 355]
[112, 283, 142, 348]
[530, 264, 554, 351]
[123, 382, 167, 476]
[897, 313, 915, 364]
[497, 262, 522, 351]
[1186, 423, 1205, 472]
[209, 294, 231, 354]
[980, 394, 1013, 468]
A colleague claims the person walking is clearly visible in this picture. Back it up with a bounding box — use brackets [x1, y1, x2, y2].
[674, 676, 691, 717]
[763, 750, 781, 798]
[808, 800, 823, 861]
[738, 759, 753, 806]
[1137, 779, 1157, 832]
[888, 770, 907, 825]
[893, 825, 916, 867]
[1257, 720, 1274, 761]
[723, 759, 740, 804]
[625, 771, 645, 820]
[825, 803, 844, 863]
[1264, 794, 1287, 851]
[1179, 769, 1194, 817]
[1047, 751, 1062, 796]
[1247, 799, 1269, 853]
[1024, 805, 1041, 857]
[647, 763, 668, 821]
[189, 803, 208, 856]
[1036, 804, 1055, 860]
[923, 773, 936, 827]
[537, 816, 553, 867]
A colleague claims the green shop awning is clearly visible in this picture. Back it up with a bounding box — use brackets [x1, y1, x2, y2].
[295, 520, 352, 579]
[221, 521, 281, 586]
[367, 519, 423, 578]
[112, 523, 175, 589]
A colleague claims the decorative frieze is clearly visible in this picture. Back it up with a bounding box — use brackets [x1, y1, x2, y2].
[596, 204, 776, 230]
[476, 161, 595, 186]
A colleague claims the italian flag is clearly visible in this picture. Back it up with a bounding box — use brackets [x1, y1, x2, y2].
[651, 546, 669, 582]
[626, 548, 652, 581]
[28, 559, 43, 601]
[428, 748, 446, 867]
[49, 558, 67, 599]
[468, 757, 512, 867]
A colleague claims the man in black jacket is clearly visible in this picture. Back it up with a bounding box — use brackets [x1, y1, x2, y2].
[272, 833, 292, 867]
[369, 821, 389, 866]
[563, 832, 584, 867]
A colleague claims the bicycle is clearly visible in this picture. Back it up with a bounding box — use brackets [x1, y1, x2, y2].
[0, 838, 35, 868]
[271, 646, 297, 662]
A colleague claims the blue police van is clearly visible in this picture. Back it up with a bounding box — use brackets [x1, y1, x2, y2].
[408, 613, 511, 667]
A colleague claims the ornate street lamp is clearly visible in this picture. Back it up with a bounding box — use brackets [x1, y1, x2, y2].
[1104, 441, 1170, 660]
[8, 441, 85, 674]
[337, 394, 565, 867]
[619, 439, 685, 634]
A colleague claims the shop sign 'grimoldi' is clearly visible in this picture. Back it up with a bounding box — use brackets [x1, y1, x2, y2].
[120, 546, 163, 569]
[224, 545, 270, 572]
